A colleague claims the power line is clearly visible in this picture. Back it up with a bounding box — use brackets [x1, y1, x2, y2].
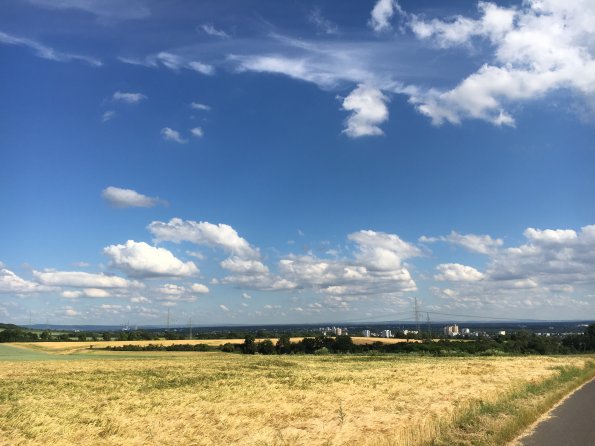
[414, 298, 420, 332]
[423, 310, 556, 322]
[310, 305, 564, 326]
[320, 309, 562, 325]
[336, 310, 415, 323]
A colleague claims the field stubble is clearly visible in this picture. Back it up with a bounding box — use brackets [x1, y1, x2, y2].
[0, 352, 592, 446]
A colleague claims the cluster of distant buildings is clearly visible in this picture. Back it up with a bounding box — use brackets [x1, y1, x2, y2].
[443, 324, 505, 337]
[362, 329, 394, 338]
[359, 329, 417, 338]
[320, 326, 348, 336]
[320, 324, 513, 339]
[319, 326, 397, 338]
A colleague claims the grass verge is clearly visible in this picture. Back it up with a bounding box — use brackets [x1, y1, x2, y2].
[426, 359, 595, 446]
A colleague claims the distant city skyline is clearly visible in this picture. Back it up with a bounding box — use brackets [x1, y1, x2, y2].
[1, 0, 595, 324]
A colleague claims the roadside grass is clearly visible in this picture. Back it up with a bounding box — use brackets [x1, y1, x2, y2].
[0, 353, 593, 445]
[423, 359, 595, 446]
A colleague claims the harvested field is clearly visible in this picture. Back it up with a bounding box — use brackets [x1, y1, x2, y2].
[0, 351, 592, 445]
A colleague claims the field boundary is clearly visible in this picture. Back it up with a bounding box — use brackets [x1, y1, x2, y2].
[426, 358, 595, 446]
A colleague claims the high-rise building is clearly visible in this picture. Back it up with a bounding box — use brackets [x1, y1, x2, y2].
[443, 324, 459, 336]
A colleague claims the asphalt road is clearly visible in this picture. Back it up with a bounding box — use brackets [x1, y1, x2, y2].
[521, 378, 595, 446]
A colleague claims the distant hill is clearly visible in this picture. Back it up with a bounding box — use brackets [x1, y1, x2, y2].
[0, 323, 21, 330]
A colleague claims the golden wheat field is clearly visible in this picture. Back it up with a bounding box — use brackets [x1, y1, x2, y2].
[0, 349, 591, 446]
[11, 336, 415, 354]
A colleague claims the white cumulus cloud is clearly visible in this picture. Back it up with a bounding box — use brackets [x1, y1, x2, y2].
[191, 283, 209, 294]
[0, 267, 42, 294]
[276, 229, 420, 300]
[220, 257, 269, 275]
[62, 288, 111, 298]
[101, 186, 165, 208]
[407, 0, 595, 126]
[148, 218, 260, 259]
[342, 85, 389, 137]
[161, 127, 187, 144]
[435, 263, 485, 282]
[34, 270, 137, 288]
[190, 127, 204, 138]
[369, 0, 401, 32]
[419, 231, 503, 254]
[104, 240, 198, 278]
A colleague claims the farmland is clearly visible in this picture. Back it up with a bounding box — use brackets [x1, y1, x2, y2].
[9, 337, 415, 355]
[0, 347, 593, 445]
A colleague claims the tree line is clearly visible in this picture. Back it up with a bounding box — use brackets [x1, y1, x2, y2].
[3, 324, 595, 357]
[102, 324, 595, 356]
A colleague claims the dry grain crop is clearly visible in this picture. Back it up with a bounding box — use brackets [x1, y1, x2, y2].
[0, 352, 591, 445]
[12, 337, 415, 355]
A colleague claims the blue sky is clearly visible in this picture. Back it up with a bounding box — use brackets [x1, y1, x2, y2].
[1, 0, 595, 325]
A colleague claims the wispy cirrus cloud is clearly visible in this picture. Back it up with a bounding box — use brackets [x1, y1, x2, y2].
[112, 91, 146, 104]
[107, 0, 595, 137]
[101, 110, 116, 122]
[201, 24, 230, 39]
[119, 52, 214, 75]
[308, 8, 339, 35]
[0, 31, 102, 66]
[227, 0, 595, 132]
[26, 0, 151, 21]
[190, 102, 211, 111]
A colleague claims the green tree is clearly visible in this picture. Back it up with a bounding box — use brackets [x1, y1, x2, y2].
[242, 334, 257, 354]
[333, 335, 355, 353]
[276, 334, 292, 354]
[220, 343, 237, 353]
[257, 339, 275, 355]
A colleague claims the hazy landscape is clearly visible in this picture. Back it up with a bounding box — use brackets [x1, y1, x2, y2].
[2, 0, 595, 444]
